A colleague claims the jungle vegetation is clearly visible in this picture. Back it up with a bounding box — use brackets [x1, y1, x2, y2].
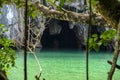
[0, 0, 120, 80]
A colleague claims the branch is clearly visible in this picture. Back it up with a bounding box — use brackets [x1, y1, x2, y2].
[107, 60, 120, 70]
[34, 1, 110, 27]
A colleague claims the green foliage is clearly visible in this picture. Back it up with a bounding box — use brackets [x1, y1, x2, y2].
[0, 1, 16, 72]
[59, 0, 66, 10]
[100, 29, 116, 41]
[0, 24, 16, 72]
[14, 0, 25, 8]
[91, 0, 96, 5]
[87, 0, 98, 12]
[47, 0, 72, 10]
[0, 24, 8, 35]
[89, 34, 102, 51]
[0, 11, 2, 14]
[89, 29, 116, 51]
[0, 38, 16, 71]
[100, 29, 116, 46]
[28, 2, 42, 19]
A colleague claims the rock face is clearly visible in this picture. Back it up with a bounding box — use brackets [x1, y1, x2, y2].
[0, 1, 113, 51]
[0, 5, 45, 49]
[0, 5, 24, 48]
[64, 0, 87, 13]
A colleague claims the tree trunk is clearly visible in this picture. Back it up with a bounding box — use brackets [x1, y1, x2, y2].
[0, 70, 8, 80]
[107, 19, 120, 80]
[24, 0, 28, 80]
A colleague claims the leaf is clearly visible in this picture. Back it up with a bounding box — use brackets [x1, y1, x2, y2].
[59, 0, 66, 10]
[31, 12, 37, 19]
[100, 29, 116, 40]
[92, 34, 98, 41]
[7, 64, 9, 68]
[0, 11, 2, 14]
[97, 42, 102, 46]
[0, 24, 5, 27]
[93, 44, 100, 52]
[92, 34, 98, 37]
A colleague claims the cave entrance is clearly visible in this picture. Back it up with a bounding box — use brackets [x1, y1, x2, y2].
[41, 20, 80, 50]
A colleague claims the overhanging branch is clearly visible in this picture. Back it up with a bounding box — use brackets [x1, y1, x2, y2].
[34, 1, 110, 27]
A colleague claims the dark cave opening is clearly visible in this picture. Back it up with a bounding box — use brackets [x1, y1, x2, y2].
[41, 20, 80, 50]
[41, 20, 114, 52]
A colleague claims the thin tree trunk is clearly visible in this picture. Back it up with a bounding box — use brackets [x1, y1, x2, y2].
[86, 0, 92, 80]
[24, 0, 28, 80]
[107, 20, 120, 80]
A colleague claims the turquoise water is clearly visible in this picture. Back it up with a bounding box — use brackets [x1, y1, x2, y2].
[8, 51, 120, 80]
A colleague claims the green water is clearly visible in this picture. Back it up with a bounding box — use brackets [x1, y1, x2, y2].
[8, 51, 120, 80]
